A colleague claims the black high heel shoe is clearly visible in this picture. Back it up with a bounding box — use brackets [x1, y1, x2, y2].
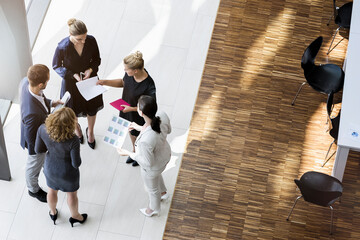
[49, 209, 58, 225]
[77, 123, 84, 144]
[79, 135, 84, 144]
[69, 213, 88, 227]
[86, 127, 95, 149]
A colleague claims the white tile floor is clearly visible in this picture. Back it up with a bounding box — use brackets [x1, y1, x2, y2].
[0, 0, 219, 239]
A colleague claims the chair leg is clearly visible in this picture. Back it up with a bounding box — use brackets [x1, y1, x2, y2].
[329, 205, 334, 235]
[291, 82, 307, 105]
[330, 37, 345, 54]
[327, 13, 334, 26]
[323, 140, 335, 162]
[322, 150, 336, 167]
[327, 27, 341, 55]
[287, 195, 302, 221]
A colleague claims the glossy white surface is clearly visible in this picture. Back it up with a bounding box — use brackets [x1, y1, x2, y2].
[332, 3, 360, 181]
[337, 34, 360, 149]
[350, 0, 360, 34]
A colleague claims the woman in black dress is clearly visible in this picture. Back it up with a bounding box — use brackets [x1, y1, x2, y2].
[53, 18, 103, 149]
[35, 107, 87, 227]
[97, 51, 156, 166]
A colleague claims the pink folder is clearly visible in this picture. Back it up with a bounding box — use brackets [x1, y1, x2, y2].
[110, 99, 130, 111]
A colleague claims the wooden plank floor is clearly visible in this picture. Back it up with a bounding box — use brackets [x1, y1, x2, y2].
[163, 0, 360, 239]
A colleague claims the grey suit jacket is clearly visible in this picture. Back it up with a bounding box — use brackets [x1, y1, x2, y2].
[130, 111, 171, 172]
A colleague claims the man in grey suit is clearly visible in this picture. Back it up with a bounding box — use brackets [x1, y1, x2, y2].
[20, 64, 61, 202]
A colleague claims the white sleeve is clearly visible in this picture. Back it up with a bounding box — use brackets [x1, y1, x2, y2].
[129, 141, 154, 169]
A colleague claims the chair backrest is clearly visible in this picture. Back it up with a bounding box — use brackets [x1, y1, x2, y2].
[335, 1, 353, 28]
[326, 92, 334, 119]
[329, 111, 341, 140]
[295, 171, 343, 207]
[326, 92, 341, 140]
[301, 37, 323, 76]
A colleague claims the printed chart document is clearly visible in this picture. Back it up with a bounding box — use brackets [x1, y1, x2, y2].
[52, 91, 71, 113]
[110, 98, 130, 111]
[76, 76, 106, 101]
[103, 115, 130, 148]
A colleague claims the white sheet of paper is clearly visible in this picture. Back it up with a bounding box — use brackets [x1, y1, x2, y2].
[103, 116, 130, 148]
[76, 76, 107, 101]
[52, 91, 71, 113]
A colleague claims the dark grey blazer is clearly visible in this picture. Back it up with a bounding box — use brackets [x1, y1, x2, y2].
[20, 78, 51, 155]
[35, 124, 81, 192]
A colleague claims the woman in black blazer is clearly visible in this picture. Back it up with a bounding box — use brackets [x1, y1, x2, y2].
[35, 107, 87, 227]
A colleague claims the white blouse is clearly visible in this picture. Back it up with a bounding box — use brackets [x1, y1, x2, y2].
[130, 111, 171, 171]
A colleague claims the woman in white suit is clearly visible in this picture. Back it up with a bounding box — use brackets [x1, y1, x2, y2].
[117, 95, 171, 217]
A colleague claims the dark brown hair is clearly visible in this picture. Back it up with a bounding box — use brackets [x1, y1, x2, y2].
[138, 95, 161, 133]
[27, 64, 49, 87]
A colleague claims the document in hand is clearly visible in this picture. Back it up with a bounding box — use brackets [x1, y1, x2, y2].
[110, 98, 130, 111]
[103, 115, 130, 148]
[76, 76, 107, 101]
[52, 91, 71, 113]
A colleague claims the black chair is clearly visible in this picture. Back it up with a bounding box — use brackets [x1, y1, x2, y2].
[323, 94, 341, 167]
[292, 36, 344, 106]
[327, 0, 353, 54]
[287, 171, 343, 234]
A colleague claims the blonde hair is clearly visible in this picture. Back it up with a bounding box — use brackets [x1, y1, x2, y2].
[123, 51, 144, 70]
[45, 107, 76, 142]
[27, 64, 49, 87]
[67, 18, 87, 36]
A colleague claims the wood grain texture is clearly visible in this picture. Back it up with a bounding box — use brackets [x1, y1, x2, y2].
[163, 0, 359, 239]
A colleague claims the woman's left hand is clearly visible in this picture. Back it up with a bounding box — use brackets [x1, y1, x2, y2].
[117, 147, 131, 156]
[83, 68, 93, 79]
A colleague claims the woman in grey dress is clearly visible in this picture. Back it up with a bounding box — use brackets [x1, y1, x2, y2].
[35, 107, 87, 227]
